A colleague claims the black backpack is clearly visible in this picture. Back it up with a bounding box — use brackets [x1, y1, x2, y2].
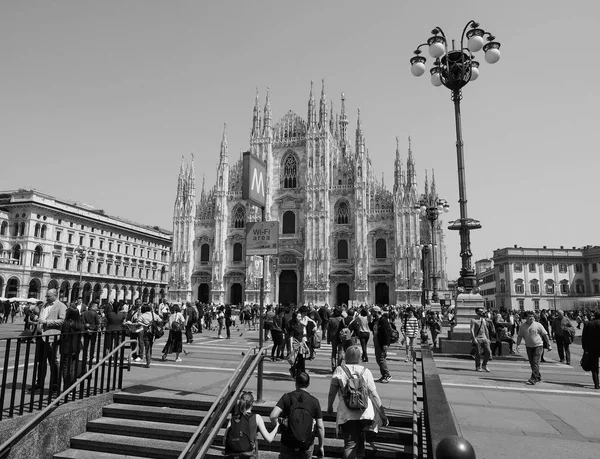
[286, 392, 315, 450]
[389, 322, 400, 344]
[340, 365, 369, 411]
[225, 413, 256, 455]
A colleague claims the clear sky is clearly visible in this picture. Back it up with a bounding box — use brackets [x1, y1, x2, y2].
[2, 1, 598, 281]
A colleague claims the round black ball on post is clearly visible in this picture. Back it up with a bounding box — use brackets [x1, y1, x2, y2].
[436, 435, 476, 459]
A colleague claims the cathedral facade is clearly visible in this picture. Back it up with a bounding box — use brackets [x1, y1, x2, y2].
[169, 82, 448, 307]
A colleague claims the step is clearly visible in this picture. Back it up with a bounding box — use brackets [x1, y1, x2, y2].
[97, 407, 412, 444]
[54, 450, 152, 459]
[69, 432, 187, 459]
[112, 392, 413, 427]
[87, 417, 197, 443]
[103, 403, 205, 426]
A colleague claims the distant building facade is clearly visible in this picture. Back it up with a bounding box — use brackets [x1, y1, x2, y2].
[492, 245, 600, 311]
[475, 258, 496, 309]
[170, 83, 450, 306]
[0, 189, 172, 304]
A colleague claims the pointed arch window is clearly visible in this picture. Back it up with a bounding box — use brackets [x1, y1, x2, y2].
[375, 238, 387, 259]
[13, 223, 19, 236]
[338, 240, 349, 260]
[201, 243, 210, 263]
[53, 256, 60, 269]
[282, 211, 295, 234]
[41, 224, 47, 239]
[233, 242, 243, 262]
[66, 258, 72, 271]
[233, 206, 246, 229]
[282, 155, 298, 189]
[34, 223, 41, 238]
[336, 201, 350, 225]
[0, 221, 7, 235]
[19, 222, 25, 236]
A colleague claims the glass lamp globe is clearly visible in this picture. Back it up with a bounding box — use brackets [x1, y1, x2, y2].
[420, 205, 427, 212]
[469, 64, 480, 81]
[429, 42, 445, 59]
[443, 206, 450, 213]
[485, 48, 501, 63]
[431, 71, 443, 87]
[411, 62, 426, 77]
[467, 35, 484, 53]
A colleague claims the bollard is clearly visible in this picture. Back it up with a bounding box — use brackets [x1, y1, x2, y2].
[436, 435, 476, 459]
[420, 329, 429, 344]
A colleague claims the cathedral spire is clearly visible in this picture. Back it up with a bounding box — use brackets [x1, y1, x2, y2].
[406, 136, 417, 188]
[188, 153, 196, 197]
[424, 169, 429, 197]
[431, 168, 437, 198]
[262, 86, 272, 136]
[251, 88, 261, 138]
[220, 123, 229, 162]
[307, 81, 317, 130]
[329, 100, 334, 133]
[319, 79, 328, 130]
[176, 155, 185, 202]
[355, 108, 364, 156]
[394, 136, 403, 191]
[339, 92, 348, 144]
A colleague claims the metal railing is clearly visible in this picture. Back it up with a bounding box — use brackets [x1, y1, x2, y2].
[0, 330, 130, 421]
[178, 346, 266, 459]
[0, 333, 134, 459]
[420, 345, 476, 459]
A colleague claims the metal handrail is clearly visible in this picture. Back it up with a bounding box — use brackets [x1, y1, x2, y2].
[411, 348, 420, 459]
[0, 338, 135, 459]
[178, 346, 266, 459]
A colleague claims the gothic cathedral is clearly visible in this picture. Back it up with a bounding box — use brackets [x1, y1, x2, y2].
[169, 82, 448, 307]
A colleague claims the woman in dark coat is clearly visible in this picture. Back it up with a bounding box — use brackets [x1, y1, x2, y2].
[162, 304, 185, 362]
[60, 308, 85, 388]
[582, 311, 600, 390]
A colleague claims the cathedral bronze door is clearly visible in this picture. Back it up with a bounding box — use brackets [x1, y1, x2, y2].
[375, 282, 389, 305]
[198, 284, 210, 304]
[336, 283, 350, 306]
[230, 283, 243, 306]
[278, 270, 297, 306]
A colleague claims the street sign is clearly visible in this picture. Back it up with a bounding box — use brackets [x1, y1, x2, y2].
[246, 221, 279, 256]
[242, 151, 267, 208]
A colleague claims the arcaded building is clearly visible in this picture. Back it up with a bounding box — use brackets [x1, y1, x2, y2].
[0, 189, 171, 304]
[169, 83, 449, 307]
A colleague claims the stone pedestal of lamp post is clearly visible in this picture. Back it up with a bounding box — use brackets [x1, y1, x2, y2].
[438, 292, 484, 354]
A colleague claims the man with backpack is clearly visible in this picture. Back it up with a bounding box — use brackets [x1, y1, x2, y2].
[270, 371, 325, 459]
[327, 345, 388, 459]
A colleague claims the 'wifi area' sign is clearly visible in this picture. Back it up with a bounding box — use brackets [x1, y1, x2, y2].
[242, 151, 267, 208]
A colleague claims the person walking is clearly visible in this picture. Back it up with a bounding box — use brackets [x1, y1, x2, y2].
[184, 302, 197, 344]
[517, 310, 551, 385]
[270, 306, 285, 361]
[470, 308, 492, 372]
[551, 310, 575, 365]
[328, 308, 345, 372]
[162, 304, 185, 362]
[582, 311, 600, 390]
[59, 308, 85, 389]
[270, 372, 325, 459]
[223, 390, 280, 458]
[401, 308, 420, 362]
[288, 310, 309, 378]
[371, 306, 392, 383]
[217, 305, 226, 339]
[355, 308, 371, 363]
[135, 304, 162, 368]
[327, 345, 388, 459]
[82, 302, 101, 364]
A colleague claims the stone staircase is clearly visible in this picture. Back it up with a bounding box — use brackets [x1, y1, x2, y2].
[53, 389, 415, 458]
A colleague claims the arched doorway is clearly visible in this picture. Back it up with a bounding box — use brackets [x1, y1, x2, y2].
[198, 284, 210, 304]
[0, 277, 4, 297]
[149, 288, 156, 304]
[230, 283, 242, 306]
[71, 282, 81, 303]
[375, 282, 389, 305]
[28, 278, 41, 299]
[6, 278, 19, 298]
[59, 281, 70, 302]
[278, 270, 298, 306]
[83, 283, 92, 304]
[93, 284, 102, 302]
[159, 288, 166, 301]
[336, 283, 350, 306]
[142, 287, 149, 303]
[48, 279, 59, 291]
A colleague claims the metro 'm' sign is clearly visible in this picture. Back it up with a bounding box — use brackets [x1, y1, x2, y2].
[242, 151, 267, 208]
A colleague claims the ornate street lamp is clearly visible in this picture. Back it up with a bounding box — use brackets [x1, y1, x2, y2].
[410, 21, 500, 292]
[417, 242, 431, 307]
[75, 245, 91, 301]
[415, 198, 449, 303]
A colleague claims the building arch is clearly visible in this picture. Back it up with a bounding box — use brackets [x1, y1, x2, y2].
[6, 277, 19, 298]
[33, 245, 43, 267]
[28, 278, 42, 299]
[281, 151, 298, 189]
[233, 242, 243, 262]
[201, 243, 210, 263]
[40, 224, 47, 239]
[59, 280, 70, 302]
[12, 245, 22, 264]
[47, 279, 59, 291]
[335, 200, 350, 225]
[232, 205, 246, 229]
[375, 238, 387, 259]
[0, 221, 7, 236]
[34, 223, 41, 238]
[19, 222, 25, 236]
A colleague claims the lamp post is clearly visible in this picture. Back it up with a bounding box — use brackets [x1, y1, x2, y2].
[75, 245, 91, 301]
[417, 242, 431, 307]
[410, 21, 501, 292]
[415, 197, 449, 303]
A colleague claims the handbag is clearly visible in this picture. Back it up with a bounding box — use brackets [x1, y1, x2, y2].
[151, 311, 165, 339]
[581, 352, 592, 372]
